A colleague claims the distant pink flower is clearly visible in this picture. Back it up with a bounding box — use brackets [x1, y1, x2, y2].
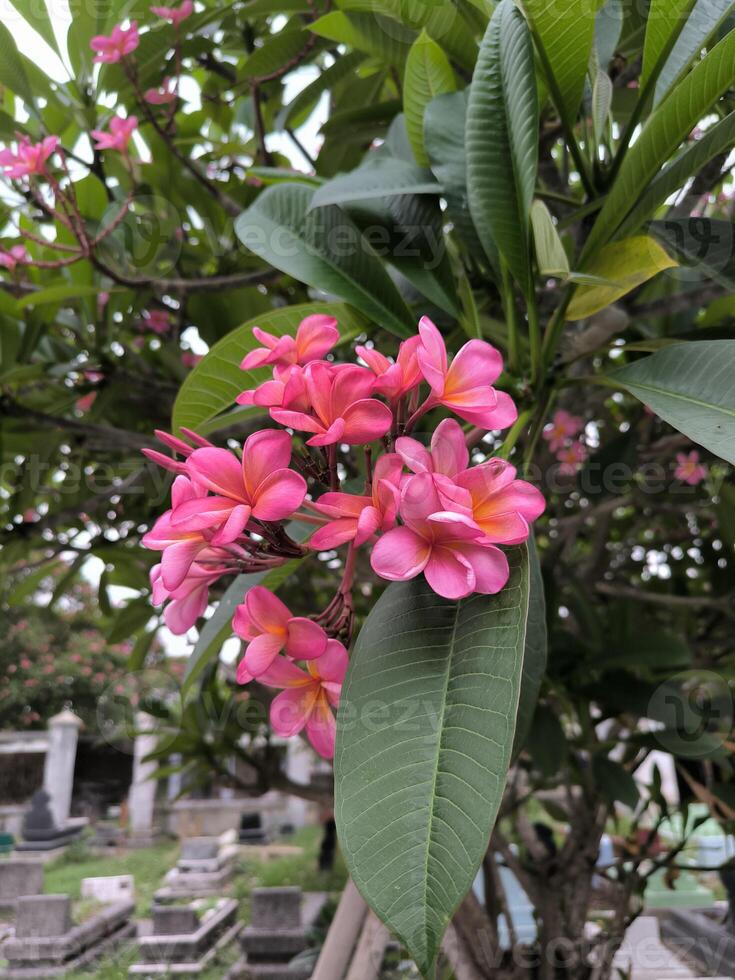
[91, 115, 137, 154]
[144, 78, 177, 105]
[415, 316, 517, 431]
[150, 0, 193, 25]
[271, 362, 392, 447]
[0, 136, 58, 179]
[234, 586, 327, 680]
[371, 473, 509, 600]
[255, 640, 348, 759]
[241, 315, 339, 372]
[542, 409, 584, 452]
[456, 459, 545, 544]
[76, 392, 98, 413]
[175, 430, 307, 542]
[309, 453, 403, 550]
[556, 441, 587, 475]
[0, 245, 29, 270]
[356, 335, 422, 402]
[90, 22, 139, 63]
[674, 450, 708, 486]
[151, 560, 224, 634]
[181, 351, 202, 369]
[142, 476, 217, 589]
[140, 309, 170, 334]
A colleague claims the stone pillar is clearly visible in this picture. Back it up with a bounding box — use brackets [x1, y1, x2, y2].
[284, 740, 312, 828]
[128, 712, 158, 842]
[43, 709, 83, 828]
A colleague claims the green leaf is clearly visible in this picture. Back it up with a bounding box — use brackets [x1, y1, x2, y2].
[641, 0, 695, 91]
[567, 236, 677, 320]
[240, 29, 309, 79]
[617, 113, 735, 240]
[512, 536, 547, 758]
[404, 30, 455, 167]
[234, 183, 415, 337]
[182, 548, 308, 697]
[592, 755, 640, 808]
[0, 21, 33, 104]
[583, 27, 735, 259]
[649, 218, 735, 291]
[531, 199, 569, 278]
[611, 340, 735, 463]
[654, 0, 735, 106]
[526, 705, 567, 776]
[592, 70, 613, 145]
[311, 11, 414, 63]
[595, 0, 624, 68]
[17, 284, 110, 310]
[336, 545, 532, 977]
[466, 0, 539, 291]
[172, 301, 368, 434]
[522, 0, 598, 125]
[309, 155, 440, 209]
[4, 0, 59, 54]
[278, 51, 366, 129]
[424, 90, 487, 261]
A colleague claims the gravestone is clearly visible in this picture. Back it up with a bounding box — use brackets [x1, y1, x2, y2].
[660, 866, 735, 977]
[238, 813, 267, 845]
[16, 790, 82, 852]
[155, 838, 236, 901]
[130, 898, 241, 975]
[645, 866, 715, 909]
[127, 712, 158, 846]
[81, 875, 134, 904]
[0, 861, 44, 912]
[15, 895, 71, 939]
[2, 892, 134, 978]
[232, 887, 312, 979]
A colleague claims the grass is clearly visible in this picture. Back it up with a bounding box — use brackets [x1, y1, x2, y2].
[24, 825, 348, 979]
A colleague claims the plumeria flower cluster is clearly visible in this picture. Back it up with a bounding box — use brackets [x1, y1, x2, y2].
[143, 315, 545, 757]
[543, 409, 588, 474]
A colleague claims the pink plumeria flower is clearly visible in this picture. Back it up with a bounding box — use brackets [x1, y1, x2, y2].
[0, 245, 30, 271]
[556, 440, 587, 475]
[309, 453, 403, 550]
[142, 476, 217, 590]
[75, 392, 98, 413]
[542, 409, 584, 452]
[271, 362, 393, 447]
[141, 427, 213, 476]
[456, 459, 545, 544]
[371, 473, 510, 600]
[356, 335, 422, 402]
[181, 351, 202, 369]
[140, 309, 170, 334]
[90, 22, 139, 63]
[256, 641, 348, 759]
[395, 417, 473, 512]
[91, 115, 138, 155]
[0, 136, 59, 179]
[237, 363, 318, 411]
[151, 559, 225, 634]
[233, 586, 327, 679]
[241, 315, 340, 372]
[674, 450, 708, 486]
[144, 77, 178, 105]
[415, 316, 517, 431]
[150, 0, 194, 25]
[175, 430, 307, 543]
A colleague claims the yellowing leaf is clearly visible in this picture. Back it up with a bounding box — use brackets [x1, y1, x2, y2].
[531, 199, 569, 277]
[566, 236, 677, 320]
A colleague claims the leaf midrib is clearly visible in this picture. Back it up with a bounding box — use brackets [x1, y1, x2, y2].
[620, 378, 735, 417]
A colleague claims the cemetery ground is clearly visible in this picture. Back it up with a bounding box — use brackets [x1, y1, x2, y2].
[0, 827, 347, 979]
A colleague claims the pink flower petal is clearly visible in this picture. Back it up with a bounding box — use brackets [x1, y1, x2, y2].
[395, 436, 433, 475]
[270, 686, 316, 737]
[243, 631, 286, 677]
[242, 429, 293, 495]
[258, 656, 310, 688]
[309, 518, 359, 550]
[431, 418, 469, 477]
[445, 339, 503, 393]
[340, 399, 393, 444]
[210, 503, 252, 545]
[370, 526, 431, 582]
[308, 418, 346, 447]
[295, 314, 339, 361]
[250, 469, 307, 521]
[285, 617, 328, 660]
[455, 543, 509, 594]
[245, 586, 291, 634]
[187, 448, 245, 500]
[160, 537, 204, 591]
[354, 505, 382, 546]
[417, 316, 448, 392]
[424, 546, 475, 599]
[314, 639, 349, 683]
[305, 694, 337, 759]
[164, 584, 208, 634]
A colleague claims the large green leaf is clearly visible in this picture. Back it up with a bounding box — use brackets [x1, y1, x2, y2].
[239, 29, 309, 80]
[616, 112, 735, 239]
[649, 218, 735, 291]
[584, 27, 735, 259]
[278, 51, 366, 129]
[654, 0, 735, 105]
[512, 537, 547, 757]
[311, 10, 414, 63]
[172, 301, 368, 434]
[309, 155, 440, 209]
[522, 0, 597, 125]
[404, 30, 456, 167]
[235, 184, 414, 337]
[0, 21, 33, 104]
[466, 0, 538, 291]
[611, 341, 735, 463]
[336, 545, 532, 977]
[640, 0, 695, 91]
[5, 0, 59, 54]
